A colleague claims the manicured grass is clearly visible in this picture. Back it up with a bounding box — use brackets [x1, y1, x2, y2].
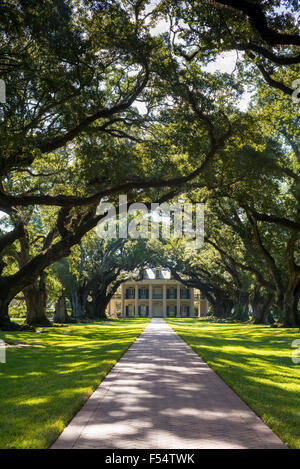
[0, 319, 150, 449]
[166, 319, 300, 449]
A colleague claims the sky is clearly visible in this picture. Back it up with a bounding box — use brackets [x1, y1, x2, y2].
[136, 10, 252, 114]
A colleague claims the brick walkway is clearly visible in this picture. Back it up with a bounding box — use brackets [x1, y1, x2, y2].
[52, 319, 286, 449]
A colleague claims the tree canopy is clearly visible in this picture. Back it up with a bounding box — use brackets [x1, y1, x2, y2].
[0, 0, 299, 329]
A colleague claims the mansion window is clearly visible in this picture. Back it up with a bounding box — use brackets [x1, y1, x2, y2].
[138, 304, 149, 317]
[166, 305, 177, 317]
[138, 288, 149, 299]
[181, 305, 190, 316]
[153, 287, 163, 299]
[167, 287, 177, 299]
[155, 268, 160, 279]
[180, 288, 190, 299]
[125, 304, 135, 317]
[125, 287, 135, 299]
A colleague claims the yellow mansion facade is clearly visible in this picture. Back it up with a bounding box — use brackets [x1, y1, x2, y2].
[107, 267, 208, 318]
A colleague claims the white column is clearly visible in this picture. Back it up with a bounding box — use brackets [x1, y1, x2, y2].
[176, 284, 180, 318]
[163, 284, 167, 317]
[200, 298, 208, 316]
[135, 285, 138, 317]
[190, 288, 194, 316]
[149, 284, 152, 317]
[121, 284, 125, 317]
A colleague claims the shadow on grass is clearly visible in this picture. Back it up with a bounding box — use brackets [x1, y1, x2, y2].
[0, 320, 150, 449]
[1, 318, 299, 449]
[166, 319, 300, 449]
[50, 319, 288, 450]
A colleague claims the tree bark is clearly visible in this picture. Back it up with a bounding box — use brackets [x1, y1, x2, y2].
[277, 274, 300, 327]
[0, 285, 33, 330]
[0, 211, 95, 330]
[0, 296, 15, 330]
[53, 295, 69, 323]
[86, 295, 108, 320]
[250, 287, 275, 324]
[68, 286, 88, 319]
[23, 272, 52, 326]
[252, 294, 274, 324]
[232, 291, 249, 321]
[212, 294, 233, 319]
[68, 293, 81, 318]
[279, 294, 300, 327]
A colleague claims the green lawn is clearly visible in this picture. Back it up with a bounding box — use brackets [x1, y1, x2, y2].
[0, 319, 150, 449]
[166, 319, 300, 449]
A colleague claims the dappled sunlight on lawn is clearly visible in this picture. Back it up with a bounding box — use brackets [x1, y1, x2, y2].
[0, 319, 150, 449]
[167, 319, 300, 449]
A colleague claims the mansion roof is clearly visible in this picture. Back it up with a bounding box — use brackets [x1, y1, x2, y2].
[143, 267, 171, 280]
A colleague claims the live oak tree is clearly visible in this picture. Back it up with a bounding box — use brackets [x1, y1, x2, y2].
[84, 238, 147, 320]
[54, 235, 147, 320]
[204, 204, 275, 324]
[166, 244, 237, 320]
[189, 136, 300, 326]
[158, 0, 300, 96]
[223, 109, 300, 327]
[0, 0, 152, 328]
[0, 1, 238, 329]
[156, 87, 299, 327]
[147, 232, 252, 321]
[1, 1, 299, 329]
[0, 89, 234, 330]
[0, 206, 54, 326]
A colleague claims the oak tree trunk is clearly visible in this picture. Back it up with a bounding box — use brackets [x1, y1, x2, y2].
[23, 273, 51, 326]
[0, 296, 15, 330]
[86, 295, 108, 320]
[68, 287, 88, 319]
[232, 292, 249, 322]
[279, 294, 300, 327]
[53, 295, 69, 323]
[251, 291, 275, 325]
[277, 274, 300, 327]
[212, 293, 233, 319]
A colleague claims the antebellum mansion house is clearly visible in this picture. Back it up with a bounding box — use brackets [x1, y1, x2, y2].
[107, 267, 208, 318]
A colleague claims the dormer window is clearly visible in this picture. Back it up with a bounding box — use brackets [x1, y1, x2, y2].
[155, 268, 160, 279]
